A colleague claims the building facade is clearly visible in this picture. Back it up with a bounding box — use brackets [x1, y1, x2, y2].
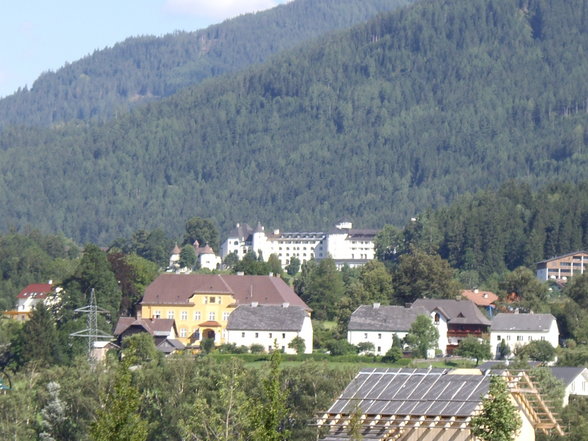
[226, 304, 313, 354]
[220, 220, 378, 269]
[490, 313, 559, 358]
[139, 273, 310, 347]
[536, 251, 588, 281]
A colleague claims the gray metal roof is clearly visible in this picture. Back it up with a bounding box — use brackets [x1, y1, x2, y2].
[326, 368, 489, 418]
[226, 304, 307, 331]
[490, 313, 556, 332]
[348, 305, 429, 331]
[550, 367, 588, 387]
[411, 299, 491, 326]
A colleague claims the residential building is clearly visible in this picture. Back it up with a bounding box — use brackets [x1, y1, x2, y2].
[3, 282, 58, 321]
[490, 313, 559, 358]
[317, 368, 563, 440]
[550, 367, 588, 406]
[536, 250, 588, 281]
[411, 299, 491, 355]
[226, 304, 313, 354]
[113, 317, 185, 354]
[139, 273, 310, 347]
[347, 304, 431, 356]
[168, 242, 222, 272]
[220, 220, 378, 269]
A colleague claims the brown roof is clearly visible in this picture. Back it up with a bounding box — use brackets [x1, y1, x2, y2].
[141, 274, 310, 310]
[198, 320, 222, 327]
[113, 317, 176, 336]
[461, 289, 498, 306]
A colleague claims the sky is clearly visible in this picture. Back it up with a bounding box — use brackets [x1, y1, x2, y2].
[0, 0, 288, 99]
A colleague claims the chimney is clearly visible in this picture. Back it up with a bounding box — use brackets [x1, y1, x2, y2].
[282, 302, 289, 308]
[474, 288, 479, 293]
[373, 303, 380, 309]
[251, 302, 258, 307]
[237, 271, 245, 276]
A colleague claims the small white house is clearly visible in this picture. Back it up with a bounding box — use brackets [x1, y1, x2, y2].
[550, 367, 588, 406]
[347, 304, 432, 356]
[490, 313, 559, 358]
[226, 304, 313, 354]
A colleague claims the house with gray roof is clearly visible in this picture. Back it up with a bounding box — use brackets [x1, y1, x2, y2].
[113, 317, 185, 354]
[226, 304, 312, 354]
[411, 299, 491, 355]
[490, 313, 559, 358]
[550, 367, 588, 406]
[317, 368, 563, 440]
[347, 304, 431, 356]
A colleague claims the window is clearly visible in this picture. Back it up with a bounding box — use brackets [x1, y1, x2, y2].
[269, 332, 273, 338]
[528, 336, 533, 341]
[517, 336, 524, 341]
[255, 332, 259, 338]
[282, 333, 286, 339]
[194, 311, 201, 321]
[153, 310, 161, 319]
[378, 333, 382, 339]
[168, 311, 174, 319]
[181, 311, 188, 320]
[507, 335, 511, 341]
[241, 332, 245, 338]
[496, 335, 501, 341]
[223, 312, 230, 321]
[180, 328, 187, 338]
[364, 333, 368, 339]
[377, 346, 381, 352]
[209, 296, 216, 304]
[541, 336, 546, 341]
[208, 312, 215, 321]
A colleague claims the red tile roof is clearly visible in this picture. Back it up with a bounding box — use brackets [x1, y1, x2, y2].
[17, 283, 53, 299]
[198, 320, 222, 328]
[460, 289, 498, 306]
[141, 274, 309, 310]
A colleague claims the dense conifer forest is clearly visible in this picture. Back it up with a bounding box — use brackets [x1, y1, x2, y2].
[0, 0, 587, 244]
[0, 0, 412, 128]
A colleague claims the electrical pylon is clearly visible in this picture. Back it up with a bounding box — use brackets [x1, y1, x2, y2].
[70, 288, 113, 361]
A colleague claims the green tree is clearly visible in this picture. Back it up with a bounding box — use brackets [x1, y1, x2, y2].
[455, 337, 491, 366]
[285, 257, 300, 276]
[38, 381, 75, 441]
[356, 342, 375, 355]
[497, 339, 510, 360]
[179, 245, 197, 269]
[498, 266, 549, 312]
[89, 360, 148, 441]
[347, 402, 364, 441]
[183, 217, 220, 252]
[288, 336, 306, 354]
[516, 340, 556, 362]
[404, 315, 439, 359]
[563, 273, 588, 309]
[381, 346, 403, 363]
[267, 254, 283, 276]
[247, 348, 290, 441]
[121, 333, 161, 365]
[297, 258, 344, 321]
[393, 250, 460, 304]
[471, 376, 521, 441]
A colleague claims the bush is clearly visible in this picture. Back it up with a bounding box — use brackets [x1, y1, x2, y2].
[217, 343, 248, 354]
[250, 344, 266, 354]
[382, 346, 403, 363]
[325, 339, 357, 356]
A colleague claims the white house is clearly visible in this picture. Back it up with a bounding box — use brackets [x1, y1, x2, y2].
[347, 304, 432, 356]
[550, 367, 588, 406]
[3, 282, 59, 321]
[168, 242, 222, 272]
[490, 313, 559, 358]
[220, 220, 378, 269]
[226, 304, 313, 354]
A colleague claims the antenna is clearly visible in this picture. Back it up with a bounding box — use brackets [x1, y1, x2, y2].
[70, 288, 113, 362]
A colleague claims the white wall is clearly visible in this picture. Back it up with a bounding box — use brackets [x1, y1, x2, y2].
[347, 330, 409, 355]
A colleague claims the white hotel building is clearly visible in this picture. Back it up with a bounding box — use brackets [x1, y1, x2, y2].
[220, 220, 378, 268]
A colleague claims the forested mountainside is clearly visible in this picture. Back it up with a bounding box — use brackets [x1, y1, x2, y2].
[1, 0, 587, 245]
[0, 0, 413, 128]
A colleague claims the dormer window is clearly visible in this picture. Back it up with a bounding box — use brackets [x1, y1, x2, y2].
[434, 313, 440, 323]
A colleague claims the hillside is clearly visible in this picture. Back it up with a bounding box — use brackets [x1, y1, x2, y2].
[0, 0, 413, 128]
[1, 0, 587, 244]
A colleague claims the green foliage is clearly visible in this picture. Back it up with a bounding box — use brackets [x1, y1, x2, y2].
[325, 339, 357, 356]
[90, 359, 148, 441]
[183, 217, 220, 251]
[247, 349, 290, 441]
[288, 336, 306, 355]
[497, 339, 511, 360]
[455, 337, 491, 366]
[234, 251, 271, 275]
[201, 338, 215, 354]
[404, 315, 439, 359]
[356, 342, 375, 355]
[179, 245, 197, 269]
[121, 333, 161, 365]
[393, 249, 460, 304]
[516, 340, 556, 362]
[38, 381, 76, 441]
[470, 376, 522, 441]
[498, 266, 549, 312]
[381, 346, 403, 363]
[295, 258, 344, 321]
[250, 344, 266, 354]
[285, 257, 301, 276]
